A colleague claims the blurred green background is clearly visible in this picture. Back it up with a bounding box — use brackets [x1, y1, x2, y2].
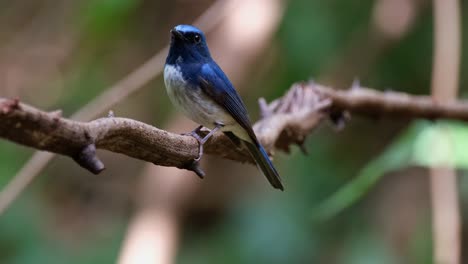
[0, 0, 468, 263]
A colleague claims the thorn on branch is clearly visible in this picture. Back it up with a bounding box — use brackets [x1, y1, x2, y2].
[49, 109, 62, 118]
[351, 78, 361, 90]
[49, 110, 63, 128]
[307, 79, 316, 87]
[258, 98, 271, 118]
[1, 98, 20, 114]
[72, 144, 105, 174]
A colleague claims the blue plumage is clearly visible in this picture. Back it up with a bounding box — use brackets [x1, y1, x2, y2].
[164, 25, 283, 190]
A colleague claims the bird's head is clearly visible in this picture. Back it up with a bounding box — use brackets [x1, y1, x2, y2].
[166, 25, 211, 65]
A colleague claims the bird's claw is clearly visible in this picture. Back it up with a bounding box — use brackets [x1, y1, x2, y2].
[182, 124, 222, 177]
[194, 144, 203, 162]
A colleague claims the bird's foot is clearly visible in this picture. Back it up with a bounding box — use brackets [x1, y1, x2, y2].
[181, 127, 205, 179]
[181, 124, 223, 178]
[181, 125, 205, 161]
[193, 140, 204, 162]
[183, 124, 222, 161]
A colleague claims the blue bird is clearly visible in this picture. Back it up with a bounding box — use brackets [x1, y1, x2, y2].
[164, 25, 284, 190]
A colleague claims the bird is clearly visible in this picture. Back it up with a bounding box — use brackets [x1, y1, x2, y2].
[163, 24, 283, 191]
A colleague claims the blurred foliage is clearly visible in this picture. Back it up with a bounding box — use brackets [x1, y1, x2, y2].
[413, 121, 468, 168]
[1, 0, 468, 263]
[0, 193, 125, 264]
[79, 0, 140, 38]
[0, 142, 30, 187]
[315, 120, 468, 221]
[313, 121, 418, 221]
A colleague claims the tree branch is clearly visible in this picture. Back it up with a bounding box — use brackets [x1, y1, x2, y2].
[2, 81, 468, 176]
[315, 81, 468, 121]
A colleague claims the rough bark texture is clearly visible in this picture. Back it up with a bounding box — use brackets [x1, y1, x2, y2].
[2, 81, 468, 176]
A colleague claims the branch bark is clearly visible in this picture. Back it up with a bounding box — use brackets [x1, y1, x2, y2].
[2, 82, 468, 176]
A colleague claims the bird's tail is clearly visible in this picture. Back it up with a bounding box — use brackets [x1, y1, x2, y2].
[244, 140, 284, 191]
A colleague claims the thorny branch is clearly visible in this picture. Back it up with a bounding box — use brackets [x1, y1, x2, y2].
[1, 81, 468, 176]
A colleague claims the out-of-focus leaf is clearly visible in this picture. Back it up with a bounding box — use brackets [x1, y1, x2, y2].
[313, 122, 426, 221]
[0, 193, 125, 264]
[413, 121, 468, 169]
[341, 230, 397, 264]
[314, 120, 468, 221]
[0, 142, 29, 186]
[78, 0, 140, 38]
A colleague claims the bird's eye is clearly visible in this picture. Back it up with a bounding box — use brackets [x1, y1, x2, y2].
[194, 34, 201, 43]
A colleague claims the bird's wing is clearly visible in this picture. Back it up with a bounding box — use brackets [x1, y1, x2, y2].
[199, 63, 284, 190]
[198, 63, 257, 141]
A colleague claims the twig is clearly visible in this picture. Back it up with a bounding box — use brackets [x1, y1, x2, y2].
[429, 0, 461, 263]
[314, 83, 468, 121]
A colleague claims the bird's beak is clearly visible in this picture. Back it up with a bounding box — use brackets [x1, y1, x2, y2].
[170, 29, 184, 40]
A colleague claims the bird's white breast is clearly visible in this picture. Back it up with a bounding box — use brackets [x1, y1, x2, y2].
[164, 64, 192, 116]
[163, 64, 237, 131]
[164, 64, 186, 103]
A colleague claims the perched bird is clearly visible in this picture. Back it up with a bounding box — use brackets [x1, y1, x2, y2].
[164, 24, 283, 190]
